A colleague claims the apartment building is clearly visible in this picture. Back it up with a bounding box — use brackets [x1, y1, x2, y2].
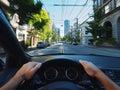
[94, 0, 120, 46]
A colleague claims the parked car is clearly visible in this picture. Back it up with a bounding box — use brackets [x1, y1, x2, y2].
[47, 42, 52, 46]
[72, 42, 79, 45]
[37, 42, 47, 48]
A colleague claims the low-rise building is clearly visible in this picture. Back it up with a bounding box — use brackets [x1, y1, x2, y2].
[80, 23, 93, 45]
[0, 0, 38, 47]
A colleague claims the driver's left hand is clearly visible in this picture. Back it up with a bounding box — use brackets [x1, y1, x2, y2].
[15, 62, 41, 80]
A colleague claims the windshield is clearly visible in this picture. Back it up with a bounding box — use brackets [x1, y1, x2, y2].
[1, 0, 120, 57]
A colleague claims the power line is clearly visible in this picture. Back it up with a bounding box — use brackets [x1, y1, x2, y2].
[53, 0, 90, 24]
[67, 0, 79, 19]
[54, 4, 86, 6]
[75, 0, 88, 18]
[78, 7, 93, 22]
[61, 0, 65, 21]
[63, 0, 69, 19]
[79, 0, 110, 25]
[50, 0, 94, 26]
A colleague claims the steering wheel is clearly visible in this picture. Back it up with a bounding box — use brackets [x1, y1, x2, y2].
[0, 58, 101, 90]
[35, 58, 101, 90]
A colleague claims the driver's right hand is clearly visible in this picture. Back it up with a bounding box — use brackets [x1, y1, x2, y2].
[79, 60, 101, 77]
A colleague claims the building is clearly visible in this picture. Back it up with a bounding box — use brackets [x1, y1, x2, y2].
[73, 18, 79, 31]
[55, 27, 60, 36]
[0, 0, 39, 47]
[70, 18, 81, 43]
[16, 25, 28, 42]
[64, 20, 70, 36]
[80, 23, 93, 45]
[94, 0, 120, 46]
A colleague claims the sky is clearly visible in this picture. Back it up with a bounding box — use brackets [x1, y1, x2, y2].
[39, 0, 93, 37]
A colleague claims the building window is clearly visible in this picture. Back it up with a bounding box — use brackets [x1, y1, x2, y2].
[94, 1, 97, 8]
[116, 0, 120, 7]
[104, 1, 112, 14]
[98, 0, 101, 6]
[105, 5, 110, 13]
[93, 0, 101, 8]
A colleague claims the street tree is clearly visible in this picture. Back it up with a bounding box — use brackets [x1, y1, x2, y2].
[75, 30, 80, 43]
[62, 32, 72, 43]
[51, 30, 60, 42]
[29, 9, 52, 42]
[86, 21, 105, 39]
[86, 6, 116, 45]
[8, 0, 42, 24]
[86, 7, 106, 44]
[29, 9, 50, 31]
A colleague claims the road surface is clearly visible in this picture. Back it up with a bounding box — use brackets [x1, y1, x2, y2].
[27, 43, 120, 57]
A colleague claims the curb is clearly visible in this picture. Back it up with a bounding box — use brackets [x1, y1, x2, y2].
[86, 45, 120, 53]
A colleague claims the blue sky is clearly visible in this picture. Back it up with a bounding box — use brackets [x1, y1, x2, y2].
[39, 0, 93, 36]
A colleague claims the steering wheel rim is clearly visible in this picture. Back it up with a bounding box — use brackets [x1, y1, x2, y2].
[37, 58, 101, 90]
[37, 81, 87, 90]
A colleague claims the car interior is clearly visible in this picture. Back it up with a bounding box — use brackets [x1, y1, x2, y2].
[0, 4, 120, 90]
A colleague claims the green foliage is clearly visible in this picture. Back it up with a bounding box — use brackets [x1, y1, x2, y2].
[86, 21, 105, 39]
[8, 0, 43, 24]
[94, 7, 104, 21]
[62, 32, 73, 43]
[26, 39, 31, 46]
[51, 30, 60, 42]
[75, 30, 80, 42]
[86, 6, 113, 45]
[29, 9, 50, 31]
[108, 38, 116, 45]
[94, 38, 116, 46]
[86, 5, 105, 39]
[62, 30, 80, 43]
[94, 38, 103, 45]
[28, 9, 52, 42]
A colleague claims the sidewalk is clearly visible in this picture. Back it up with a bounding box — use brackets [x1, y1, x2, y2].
[86, 45, 120, 53]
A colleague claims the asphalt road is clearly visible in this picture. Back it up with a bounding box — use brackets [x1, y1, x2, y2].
[27, 43, 120, 57]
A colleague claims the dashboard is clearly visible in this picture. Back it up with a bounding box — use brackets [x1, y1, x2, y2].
[102, 69, 120, 85]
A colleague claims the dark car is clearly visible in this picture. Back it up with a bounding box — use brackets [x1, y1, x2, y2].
[37, 42, 47, 48]
[72, 42, 79, 45]
[0, 1, 120, 90]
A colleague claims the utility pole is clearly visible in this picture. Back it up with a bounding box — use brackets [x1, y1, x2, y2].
[76, 18, 78, 31]
[74, 18, 79, 43]
[70, 26, 73, 43]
